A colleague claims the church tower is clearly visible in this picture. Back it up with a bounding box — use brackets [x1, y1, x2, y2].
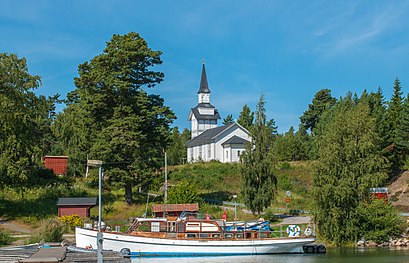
[188, 62, 220, 138]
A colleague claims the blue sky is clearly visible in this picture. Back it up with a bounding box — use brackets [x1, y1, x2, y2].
[1, 1, 409, 133]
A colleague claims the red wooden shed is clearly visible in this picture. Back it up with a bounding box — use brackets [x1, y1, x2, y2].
[152, 203, 199, 218]
[57, 197, 98, 218]
[44, 156, 68, 175]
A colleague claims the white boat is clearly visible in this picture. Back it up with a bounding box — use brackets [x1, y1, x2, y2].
[75, 215, 316, 257]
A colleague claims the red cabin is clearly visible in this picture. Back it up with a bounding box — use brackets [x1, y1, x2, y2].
[44, 156, 68, 175]
[369, 187, 388, 202]
[57, 197, 98, 218]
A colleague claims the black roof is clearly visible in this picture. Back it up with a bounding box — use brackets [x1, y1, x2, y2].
[186, 124, 233, 147]
[57, 197, 98, 206]
[221, 135, 250, 146]
[197, 63, 211, 94]
[190, 108, 221, 121]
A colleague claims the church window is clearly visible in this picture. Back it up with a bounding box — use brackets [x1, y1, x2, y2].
[199, 146, 202, 158]
[238, 151, 241, 157]
[208, 146, 211, 158]
[226, 151, 229, 159]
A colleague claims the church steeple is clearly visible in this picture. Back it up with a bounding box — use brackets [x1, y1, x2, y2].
[197, 62, 211, 104]
[198, 62, 211, 94]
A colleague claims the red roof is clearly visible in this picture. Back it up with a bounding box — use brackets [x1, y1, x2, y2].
[152, 203, 199, 213]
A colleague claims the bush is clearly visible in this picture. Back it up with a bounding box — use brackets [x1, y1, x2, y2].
[0, 228, 12, 246]
[263, 208, 280, 223]
[27, 218, 65, 243]
[277, 174, 292, 190]
[357, 199, 406, 243]
[59, 215, 84, 229]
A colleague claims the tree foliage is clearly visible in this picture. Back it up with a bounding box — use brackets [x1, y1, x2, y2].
[167, 127, 190, 165]
[238, 104, 254, 130]
[222, 114, 234, 125]
[300, 89, 336, 133]
[0, 53, 58, 190]
[396, 94, 409, 168]
[357, 198, 405, 243]
[313, 95, 388, 245]
[167, 180, 201, 204]
[54, 33, 175, 203]
[240, 95, 277, 215]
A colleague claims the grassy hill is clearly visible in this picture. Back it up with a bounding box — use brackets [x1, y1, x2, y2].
[168, 161, 315, 211]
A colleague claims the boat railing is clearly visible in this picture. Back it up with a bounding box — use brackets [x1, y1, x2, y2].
[125, 217, 316, 240]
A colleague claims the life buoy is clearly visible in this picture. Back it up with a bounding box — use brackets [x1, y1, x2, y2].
[286, 225, 300, 237]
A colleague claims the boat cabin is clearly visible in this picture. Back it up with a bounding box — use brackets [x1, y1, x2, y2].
[128, 212, 272, 240]
[151, 203, 199, 217]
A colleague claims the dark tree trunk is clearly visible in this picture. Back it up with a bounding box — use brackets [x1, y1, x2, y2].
[125, 182, 133, 205]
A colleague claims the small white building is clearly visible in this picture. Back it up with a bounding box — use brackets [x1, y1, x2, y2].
[186, 63, 251, 163]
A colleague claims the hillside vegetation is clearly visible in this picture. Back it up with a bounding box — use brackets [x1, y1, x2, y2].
[168, 161, 315, 211]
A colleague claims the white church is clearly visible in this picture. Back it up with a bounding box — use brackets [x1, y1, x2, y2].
[186, 63, 251, 163]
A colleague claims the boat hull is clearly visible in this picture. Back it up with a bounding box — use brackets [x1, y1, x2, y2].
[75, 227, 316, 256]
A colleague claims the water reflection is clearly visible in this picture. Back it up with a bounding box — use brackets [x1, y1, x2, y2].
[131, 248, 409, 263]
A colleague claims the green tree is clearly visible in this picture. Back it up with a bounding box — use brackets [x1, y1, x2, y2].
[300, 89, 336, 133]
[396, 94, 409, 168]
[167, 127, 189, 165]
[357, 198, 405, 243]
[238, 104, 254, 130]
[314, 96, 388, 245]
[388, 78, 404, 137]
[222, 114, 234, 125]
[52, 103, 92, 176]
[59, 33, 175, 204]
[0, 53, 57, 190]
[167, 180, 201, 204]
[240, 95, 277, 215]
[387, 79, 405, 170]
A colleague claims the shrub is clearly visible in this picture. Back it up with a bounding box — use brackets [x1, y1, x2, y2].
[27, 218, 65, 243]
[0, 228, 12, 246]
[59, 215, 84, 228]
[279, 162, 292, 170]
[357, 199, 406, 243]
[277, 174, 292, 190]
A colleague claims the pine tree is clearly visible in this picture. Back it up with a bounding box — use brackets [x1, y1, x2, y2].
[222, 114, 234, 125]
[300, 89, 336, 133]
[396, 94, 409, 168]
[238, 104, 254, 130]
[388, 78, 404, 136]
[58, 33, 175, 204]
[240, 95, 277, 215]
[387, 78, 404, 170]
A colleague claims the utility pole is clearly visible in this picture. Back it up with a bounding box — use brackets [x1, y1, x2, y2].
[87, 160, 103, 263]
[163, 152, 168, 217]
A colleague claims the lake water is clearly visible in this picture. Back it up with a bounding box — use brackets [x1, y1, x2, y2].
[131, 247, 409, 263]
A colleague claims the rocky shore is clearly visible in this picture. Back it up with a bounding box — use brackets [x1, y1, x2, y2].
[357, 237, 409, 247]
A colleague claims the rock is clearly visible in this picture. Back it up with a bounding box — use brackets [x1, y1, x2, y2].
[367, 241, 377, 247]
[357, 240, 365, 246]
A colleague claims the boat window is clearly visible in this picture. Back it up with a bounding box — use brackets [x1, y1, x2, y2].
[186, 233, 197, 238]
[167, 221, 176, 232]
[199, 233, 209, 239]
[236, 233, 243, 238]
[151, 222, 160, 232]
[211, 234, 220, 238]
[224, 233, 233, 239]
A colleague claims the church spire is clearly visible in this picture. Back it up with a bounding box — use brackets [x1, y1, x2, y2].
[198, 61, 211, 94]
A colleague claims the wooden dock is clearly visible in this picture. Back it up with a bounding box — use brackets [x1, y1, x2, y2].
[0, 245, 130, 263]
[21, 246, 66, 262]
[64, 250, 131, 262]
